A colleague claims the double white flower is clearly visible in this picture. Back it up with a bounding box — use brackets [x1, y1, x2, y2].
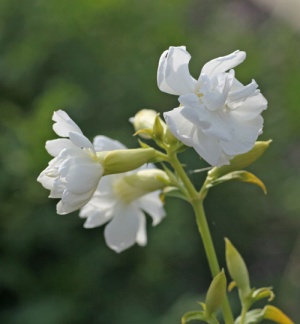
[38, 111, 166, 252]
[38, 110, 104, 214]
[158, 46, 267, 166]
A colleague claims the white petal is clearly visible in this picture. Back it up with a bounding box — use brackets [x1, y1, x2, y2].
[135, 212, 147, 247]
[228, 79, 258, 102]
[201, 50, 246, 79]
[164, 107, 196, 147]
[45, 139, 75, 157]
[138, 191, 165, 226]
[57, 188, 95, 214]
[69, 132, 94, 151]
[104, 204, 142, 253]
[193, 129, 223, 166]
[158, 46, 197, 95]
[93, 135, 126, 151]
[220, 115, 264, 155]
[52, 110, 82, 137]
[65, 162, 103, 194]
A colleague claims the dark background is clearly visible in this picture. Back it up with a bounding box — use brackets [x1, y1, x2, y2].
[0, 0, 299, 323]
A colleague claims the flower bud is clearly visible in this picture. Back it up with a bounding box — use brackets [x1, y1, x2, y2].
[113, 169, 170, 203]
[225, 238, 251, 299]
[208, 140, 272, 180]
[130, 109, 158, 139]
[97, 148, 159, 175]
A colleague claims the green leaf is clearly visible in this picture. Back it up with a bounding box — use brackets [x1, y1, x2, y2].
[263, 305, 294, 324]
[205, 270, 227, 316]
[181, 310, 207, 324]
[161, 186, 189, 201]
[207, 171, 267, 194]
[225, 238, 251, 299]
[208, 140, 272, 180]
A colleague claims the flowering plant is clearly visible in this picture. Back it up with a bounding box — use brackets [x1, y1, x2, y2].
[38, 46, 293, 324]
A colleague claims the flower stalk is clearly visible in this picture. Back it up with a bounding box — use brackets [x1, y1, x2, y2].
[169, 153, 234, 324]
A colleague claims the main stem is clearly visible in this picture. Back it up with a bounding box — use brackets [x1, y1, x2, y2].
[170, 154, 234, 324]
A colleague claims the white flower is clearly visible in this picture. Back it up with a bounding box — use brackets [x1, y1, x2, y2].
[37, 110, 104, 214]
[79, 137, 165, 253]
[158, 46, 267, 166]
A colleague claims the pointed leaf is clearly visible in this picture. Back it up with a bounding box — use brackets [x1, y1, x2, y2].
[207, 171, 267, 194]
[181, 310, 207, 324]
[208, 140, 272, 180]
[225, 238, 251, 299]
[205, 270, 227, 316]
[263, 305, 294, 324]
[161, 186, 189, 201]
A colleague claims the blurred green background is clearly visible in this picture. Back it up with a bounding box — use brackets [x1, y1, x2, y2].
[0, 0, 299, 323]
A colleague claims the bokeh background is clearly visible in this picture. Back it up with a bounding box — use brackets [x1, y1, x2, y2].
[0, 0, 299, 323]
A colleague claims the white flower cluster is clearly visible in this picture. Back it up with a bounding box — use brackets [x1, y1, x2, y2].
[38, 110, 165, 252]
[158, 46, 267, 166]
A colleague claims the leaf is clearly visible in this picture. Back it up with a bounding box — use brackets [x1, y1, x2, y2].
[181, 310, 207, 324]
[208, 140, 272, 180]
[263, 305, 294, 324]
[225, 238, 251, 299]
[205, 270, 227, 316]
[161, 186, 189, 201]
[207, 171, 267, 194]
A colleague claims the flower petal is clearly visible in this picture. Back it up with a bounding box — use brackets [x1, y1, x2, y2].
[69, 132, 94, 151]
[52, 110, 82, 137]
[104, 204, 142, 253]
[201, 50, 246, 79]
[138, 191, 165, 226]
[135, 212, 147, 246]
[45, 139, 76, 157]
[158, 46, 197, 95]
[93, 135, 126, 151]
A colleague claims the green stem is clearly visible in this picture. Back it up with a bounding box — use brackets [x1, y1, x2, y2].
[170, 154, 234, 324]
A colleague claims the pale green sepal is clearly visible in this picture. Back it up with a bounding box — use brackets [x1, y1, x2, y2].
[225, 238, 251, 299]
[138, 138, 152, 149]
[234, 309, 263, 324]
[208, 140, 272, 180]
[98, 148, 161, 175]
[134, 128, 153, 138]
[161, 186, 189, 201]
[205, 270, 227, 316]
[206, 171, 267, 194]
[153, 114, 165, 142]
[161, 164, 179, 186]
[181, 310, 208, 324]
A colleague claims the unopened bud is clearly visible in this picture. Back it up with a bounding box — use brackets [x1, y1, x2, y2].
[130, 109, 158, 139]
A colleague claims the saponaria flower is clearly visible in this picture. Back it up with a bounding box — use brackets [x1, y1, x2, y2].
[37, 110, 104, 215]
[79, 137, 166, 253]
[158, 46, 268, 166]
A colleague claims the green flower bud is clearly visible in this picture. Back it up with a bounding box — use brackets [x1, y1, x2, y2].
[114, 169, 170, 203]
[205, 270, 227, 316]
[97, 148, 159, 175]
[130, 109, 158, 139]
[208, 140, 272, 180]
[225, 238, 251, 299]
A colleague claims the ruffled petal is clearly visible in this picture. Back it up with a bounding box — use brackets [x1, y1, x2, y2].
[104, 204, 142, 253]
[93, 135, 126, 151]
[69, 132, 94, 151]
[52, 110, 82, 137]
[45, 139, 76, 157]
[164, 107, 196, 147]
[201, 50, 246, 79]
[158, 46, 197, 95]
